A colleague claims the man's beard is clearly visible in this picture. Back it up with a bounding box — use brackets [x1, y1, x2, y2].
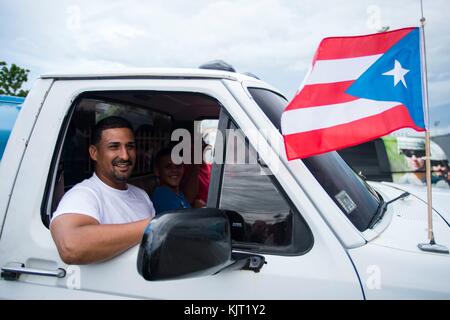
[111, 158, 133, 182]
[113, 171, 130, 182]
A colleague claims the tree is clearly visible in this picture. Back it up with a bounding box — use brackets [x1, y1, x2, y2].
[0, 61, 30, 97]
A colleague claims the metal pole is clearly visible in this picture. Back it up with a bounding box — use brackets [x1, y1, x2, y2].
[419, 6, 434, 243]
[417, 0, 449, 254]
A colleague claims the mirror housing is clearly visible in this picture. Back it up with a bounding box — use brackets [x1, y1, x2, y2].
[137, 208, 233, 281]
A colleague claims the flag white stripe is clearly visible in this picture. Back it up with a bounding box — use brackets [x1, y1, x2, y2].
[281, 99, 400, 135]
[306, 54, 382, 85]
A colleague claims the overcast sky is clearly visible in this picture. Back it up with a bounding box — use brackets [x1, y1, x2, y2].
[1, 0, 448, 114]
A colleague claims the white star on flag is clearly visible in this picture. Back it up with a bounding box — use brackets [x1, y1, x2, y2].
[382, 60, 410, 88]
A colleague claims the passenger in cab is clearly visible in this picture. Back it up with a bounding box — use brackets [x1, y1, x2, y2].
[50, 116, 155, 264]
[181, 138, 212, 208]
[152, 147, 191, 215]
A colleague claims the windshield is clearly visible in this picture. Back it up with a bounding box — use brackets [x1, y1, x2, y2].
[248, 87, 381, 231]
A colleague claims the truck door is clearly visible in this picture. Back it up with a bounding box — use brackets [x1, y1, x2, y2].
[0, 76, 363, 299]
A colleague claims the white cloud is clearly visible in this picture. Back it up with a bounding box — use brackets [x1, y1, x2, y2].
[1, 0, 449, 108]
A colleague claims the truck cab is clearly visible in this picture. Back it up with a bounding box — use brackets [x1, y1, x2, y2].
[0, 69, 449, 299]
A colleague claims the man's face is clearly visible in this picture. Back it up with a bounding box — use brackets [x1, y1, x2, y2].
[403, 149, 425, 172]
[89, 127, 136, 189]
[156, 154, 185, 191]
[432, 161, 448, 178]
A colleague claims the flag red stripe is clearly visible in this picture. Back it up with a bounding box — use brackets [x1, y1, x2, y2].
[312, 27, 415, 63]
[284, 105, 425, 160]
[285, 80, 357, 111]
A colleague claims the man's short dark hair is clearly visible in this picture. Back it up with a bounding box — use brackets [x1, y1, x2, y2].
[91, 116, 134, 145]
[154, 143, 185, 169]
[154, 147, 173, 168]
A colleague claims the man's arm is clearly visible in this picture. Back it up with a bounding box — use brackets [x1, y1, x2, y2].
[50, 214, 150, 264]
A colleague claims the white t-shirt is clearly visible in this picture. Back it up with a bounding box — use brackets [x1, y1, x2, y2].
[52, 173, 155, 224]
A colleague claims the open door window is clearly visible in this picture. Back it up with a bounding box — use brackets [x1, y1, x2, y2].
[208, 111, 313, 256]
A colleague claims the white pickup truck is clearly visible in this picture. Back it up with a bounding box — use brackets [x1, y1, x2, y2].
[0, 68, 449, 299]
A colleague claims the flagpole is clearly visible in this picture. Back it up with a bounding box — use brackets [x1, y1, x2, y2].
[420, 1, 433, 243]
[417, 0, 449, 254]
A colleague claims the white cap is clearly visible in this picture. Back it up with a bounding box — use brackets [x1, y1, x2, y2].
[397, 137, 425, 153]
[430, 141, 447, 161]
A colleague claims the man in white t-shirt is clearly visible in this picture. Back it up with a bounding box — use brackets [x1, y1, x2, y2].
[50, 116, 155, 264]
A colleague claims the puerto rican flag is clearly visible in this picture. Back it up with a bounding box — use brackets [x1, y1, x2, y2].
[282, 27, 426, 160]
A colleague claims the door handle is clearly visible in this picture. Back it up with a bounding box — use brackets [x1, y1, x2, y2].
[1, 264, 66, 281]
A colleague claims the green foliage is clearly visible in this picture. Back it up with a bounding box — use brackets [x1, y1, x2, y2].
[0, 61, 30, 97]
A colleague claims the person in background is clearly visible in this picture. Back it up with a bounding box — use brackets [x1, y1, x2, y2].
[181, 138, 212, 208]
[151, 147, 191, 215]
[430, 141, 449, 188]
[397, 137, 426, 186]
[397, 137, 449, 188]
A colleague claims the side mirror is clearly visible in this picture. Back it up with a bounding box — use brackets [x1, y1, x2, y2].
[137, 208, 232, 281]
[137, 208, 266, 281]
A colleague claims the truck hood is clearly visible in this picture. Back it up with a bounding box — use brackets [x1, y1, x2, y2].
[381, 182, 450, 226]
[367, 182, 450, 254]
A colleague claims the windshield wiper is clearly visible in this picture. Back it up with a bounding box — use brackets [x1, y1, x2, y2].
[368, 192, 410, 229]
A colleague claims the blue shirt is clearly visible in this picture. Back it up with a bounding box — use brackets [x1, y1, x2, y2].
[151, 186, 191, 215]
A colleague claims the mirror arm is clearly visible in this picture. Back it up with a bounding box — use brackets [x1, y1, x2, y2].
[216, 252, 266, 274]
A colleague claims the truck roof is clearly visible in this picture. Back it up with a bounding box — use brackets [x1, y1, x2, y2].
[40, 68, 260, 82]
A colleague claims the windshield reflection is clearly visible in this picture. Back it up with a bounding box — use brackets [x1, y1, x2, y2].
[248, 87, 381, 231]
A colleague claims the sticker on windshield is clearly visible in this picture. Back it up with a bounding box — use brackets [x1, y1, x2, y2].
[335, 190, 357, 215]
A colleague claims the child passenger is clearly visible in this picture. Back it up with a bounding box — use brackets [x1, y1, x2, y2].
[151, 147, 191, 215]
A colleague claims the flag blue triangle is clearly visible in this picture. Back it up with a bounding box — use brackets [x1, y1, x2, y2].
[346, 28, 425, 129]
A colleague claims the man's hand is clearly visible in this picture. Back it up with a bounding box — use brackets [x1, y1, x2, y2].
[193, 198, 206, 208]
